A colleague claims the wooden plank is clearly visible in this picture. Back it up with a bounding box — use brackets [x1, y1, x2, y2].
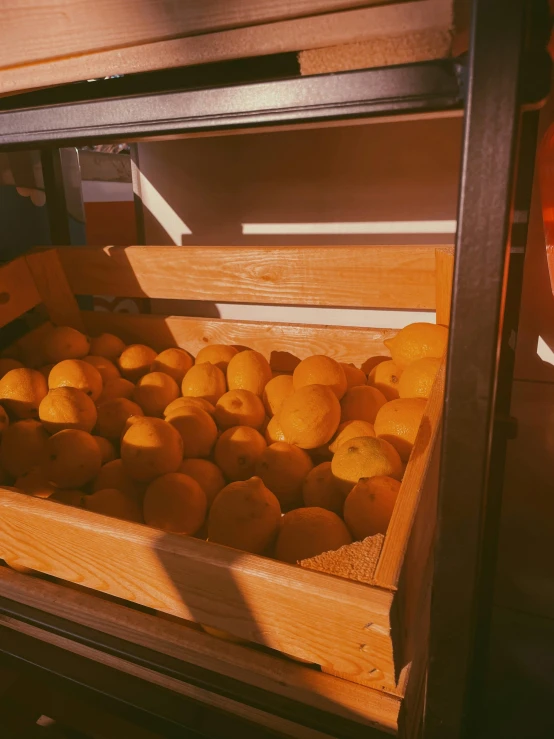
[374, 363, 444, 589]
[25, 250, 85, 331]
[0, 1, 397, 70]
[434, 247, 454, 325]
[0, 616, 334, 739]
[396, 433, 439, 739]
[0, 569, 401, 734]
[0, 257, 41, 330]
[58, 245, 439, 310]
[0, 2, 447, 95]
[2, 321, 53, 368]
[298, 28, 451, 76]
[81, 311, 394, 371]
[0, 490, 398, 690]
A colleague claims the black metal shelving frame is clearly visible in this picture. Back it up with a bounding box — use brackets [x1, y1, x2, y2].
[0, 1, 551, 737]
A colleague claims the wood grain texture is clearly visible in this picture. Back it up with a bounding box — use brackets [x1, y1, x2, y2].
[57, 245, 440, 310]
[434, 247, 454, 326]
[0, 1, 447, 95]
[375, 362, 445, 588]
[0, 1, 396, 69]
[25, 250, 85, 331]
[81, 311, 394, 370]
[0, 616, 335, 739]
[396, 427, 440, 738]
[298, 28, 451, 76]
[0, 490, 398, 689]
[0, 256, 41, 330]
[0, 568, 400, 734]
[372, 363, 443, 695]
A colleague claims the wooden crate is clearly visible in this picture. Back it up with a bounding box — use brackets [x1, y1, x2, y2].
[0, 244, 453, 737]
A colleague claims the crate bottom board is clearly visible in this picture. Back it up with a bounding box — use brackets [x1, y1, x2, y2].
[0, 567, 403, 738]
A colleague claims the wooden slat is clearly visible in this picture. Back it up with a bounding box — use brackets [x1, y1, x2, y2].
[0, 490, 398, 690]
[434, 247, 454, 325]
[397, 436, 438, 739]
[0, 568, 400, 734]
[298, 28, 451, 76]
[0, 257, 41, 330]
[58, 245, 439, 310]
[81, 311, 394, 371]
[374, 364, 444, 589]
[0, 1, 396, 69]
[0, 2, 445, 95]
[25, 250, 85, 331]
[0, 616, 333, 739]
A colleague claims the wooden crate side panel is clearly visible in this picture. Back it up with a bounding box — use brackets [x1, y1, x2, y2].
[57, 245, 440, 310]
[396, 433, 439, 739]
[25, 250, 85, 331]
[81, 311, 394, 371]
[1, 322, 53, 367]
[0, 568, 401, 734]
[0, 490, 398, 690]
[374, 363, 445, 589]
[0, 257, 41, 330]
[1, 1, 394, 69]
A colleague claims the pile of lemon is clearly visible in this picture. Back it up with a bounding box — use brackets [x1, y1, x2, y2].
[0, 321, 447, 565]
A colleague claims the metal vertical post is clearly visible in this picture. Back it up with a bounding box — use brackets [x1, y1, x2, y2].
[41, 148, 72, 245]
[424, 1, 549, 737]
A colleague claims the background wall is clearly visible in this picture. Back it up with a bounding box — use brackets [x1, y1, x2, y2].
[134, 114, 462, 328]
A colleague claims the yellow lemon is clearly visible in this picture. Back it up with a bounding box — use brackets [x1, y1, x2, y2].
[227, 350, 272, 397]
[182, 362, 227, 405]
[280, 384, 340, 450]
[255, 441, 313, 511]
[293, 355, 347, 399]
[398, 357, 441, 399]
[151, 347, 194, 384]
[214, 425, 266, 481]
[208, 477, 281, 554]
[195, 344, 238, 372]
[328, 420, 376, 454]
[49, 359, 103, 401]
[344, 476, 401, 539]
[331, 435, 402, 494]
[274, 507, 352, 564]
[374, 398, 427, 462]
[339, 385, 387, 424]
[302, 462, 344, 515]
[214, 389, 265, 431]
[367, 359, 403, 401]
[262, 374, 294, 417]
[39, 387, 97, 433]
[384, 322, 448, 369]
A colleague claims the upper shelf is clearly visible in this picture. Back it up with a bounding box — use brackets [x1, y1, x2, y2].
[0, 58, 464, 149]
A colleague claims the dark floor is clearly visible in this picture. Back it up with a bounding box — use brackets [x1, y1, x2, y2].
[480, 605, 554, 739]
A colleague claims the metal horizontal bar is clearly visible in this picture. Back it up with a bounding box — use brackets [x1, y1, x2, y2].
[0, 60, 463, 148]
